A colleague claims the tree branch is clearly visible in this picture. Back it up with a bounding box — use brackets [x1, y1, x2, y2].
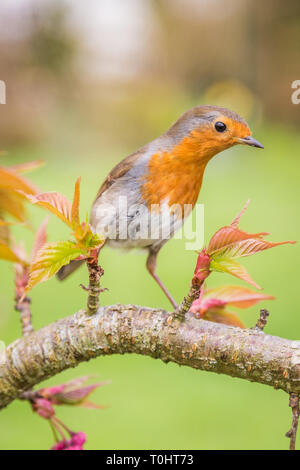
[1, 304, 300, 410]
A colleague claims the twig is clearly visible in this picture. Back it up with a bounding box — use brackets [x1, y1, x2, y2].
[254, 308, 270, 331]
[19, 390, 38, 402]
[14, 263, 34, 337]
[15, 276, 35, 400]
[79, 284, 89, 292]
[86, 250, 104, 316]
[15, 296, 34, 337]
[173, 282, 203, 321]
[286, 392, 299, 450]
[173, 249, 210, 321]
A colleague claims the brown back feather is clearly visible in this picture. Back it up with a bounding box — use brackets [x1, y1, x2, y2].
[94, 150, 142, 201]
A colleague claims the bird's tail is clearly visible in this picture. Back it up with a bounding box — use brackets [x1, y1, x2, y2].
[56, 259, 85, 281]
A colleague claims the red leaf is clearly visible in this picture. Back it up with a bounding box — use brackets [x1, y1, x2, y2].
[9, 160, 44, 174]
[39, 375, 109, 408]
[79, 400, 107, 410]
[0, 189, 27, 222]
[190, 284, 274, 328]
[208, 226, 268, 254]
[23, 192, 72, 228]
[208, 200, 295, 257]
[54, 384, 101, 405]
[207, 201, 296, 287]
[31, 217, 48, 261]
[230, 199, 251, 228]
[190, 297, 224, 315]
[0, 166, 38, 195]
[202, 285, 274, 309]
[0, 241, 24, 263]
[211, 237, 295, 260]
[71, 177, 81, 228]
[203, 309, 246, 328]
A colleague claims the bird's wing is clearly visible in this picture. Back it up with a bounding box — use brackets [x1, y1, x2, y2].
[93, 150, 143, 202]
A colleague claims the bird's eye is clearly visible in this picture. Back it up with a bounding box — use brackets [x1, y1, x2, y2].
[215, 121, 227, 133]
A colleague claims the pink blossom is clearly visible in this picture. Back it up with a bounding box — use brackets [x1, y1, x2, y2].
[38, 376, 106, 407]
[51, 440, 68, 450]
[51, 432, 86, 451]
[32, 398, 55, 419]
[41, 385, 65, 398]
[70, 432, 86, 446]
[28, 376, 107, 449]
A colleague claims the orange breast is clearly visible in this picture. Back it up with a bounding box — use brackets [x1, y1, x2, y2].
[140, 130, 211, 210]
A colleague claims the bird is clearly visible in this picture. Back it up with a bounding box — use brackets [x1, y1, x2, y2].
[57, 105, 263, 308]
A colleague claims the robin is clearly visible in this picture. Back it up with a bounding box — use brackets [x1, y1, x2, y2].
[57, 105, 263, 308]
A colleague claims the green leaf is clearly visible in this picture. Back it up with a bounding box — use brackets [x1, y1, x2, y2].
[26, 240, 86, 293]
[87, 232, 105, 249]
[210, 258, 261, 289]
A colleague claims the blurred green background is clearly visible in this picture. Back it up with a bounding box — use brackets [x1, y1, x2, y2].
[0, 0, 299, 450]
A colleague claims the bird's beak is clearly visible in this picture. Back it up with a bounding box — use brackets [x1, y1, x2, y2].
[238, 136, 264, 149]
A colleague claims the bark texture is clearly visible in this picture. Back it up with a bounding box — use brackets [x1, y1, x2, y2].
[1, 303, 300, 409]
[86, 256, 104, 315]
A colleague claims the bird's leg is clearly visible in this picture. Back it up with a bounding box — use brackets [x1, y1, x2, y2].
[146, 250, 177, 309]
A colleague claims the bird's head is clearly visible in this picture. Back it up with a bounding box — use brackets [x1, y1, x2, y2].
[169, 105, 263, 163]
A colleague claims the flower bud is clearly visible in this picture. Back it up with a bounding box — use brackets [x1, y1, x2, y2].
[192, 249, 211, 285]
